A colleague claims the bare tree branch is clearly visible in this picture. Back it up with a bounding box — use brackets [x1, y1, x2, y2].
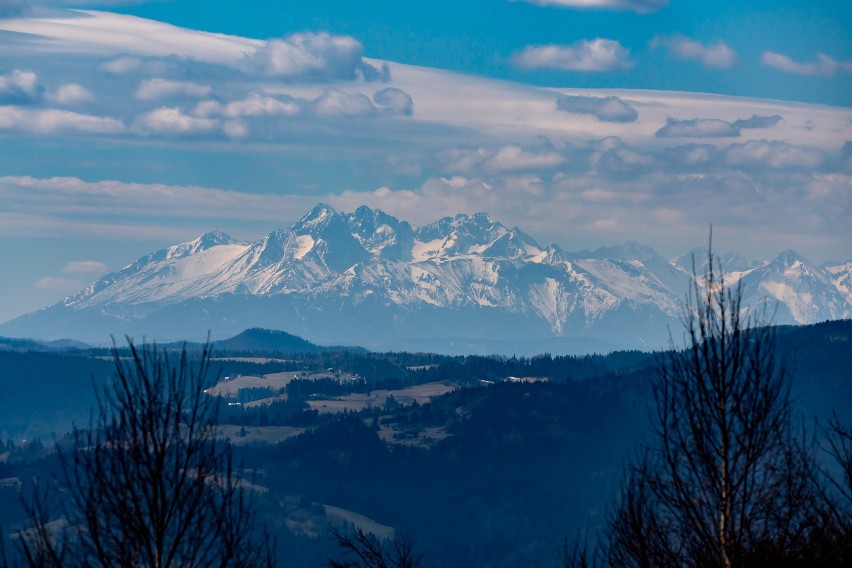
[605, 235, 815, 566]
[329, 526, 422, 568]
[17, 339, 275, 568]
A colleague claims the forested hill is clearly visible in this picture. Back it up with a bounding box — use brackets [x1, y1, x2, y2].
[0, 320, 848, 440]
[0, 320, 848, 566]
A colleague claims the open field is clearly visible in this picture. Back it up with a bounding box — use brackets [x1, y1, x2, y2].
[307, 381, 457, 414]
[206, 372, 298, 397]
[207, 371, 358, 397]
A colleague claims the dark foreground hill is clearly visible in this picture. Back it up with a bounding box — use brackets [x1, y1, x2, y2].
[0, 320, 849, 566]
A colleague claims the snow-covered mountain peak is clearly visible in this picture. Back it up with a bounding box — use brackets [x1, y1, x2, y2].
[4, 203, 848, 348]
[167, 231, 241, 260]
[824, 261, 852, 304]
[420, 212, 501, 238]
[294, 202, 337, 233]
[346, 206, 414, 260]
[349, 205, 396, 227]
[737, 249, 848, 324]
[774, 248, 806, 265]
[414, 211, 519, 258]
[480, 227, 543, 259]
[766, 249, 828, 283]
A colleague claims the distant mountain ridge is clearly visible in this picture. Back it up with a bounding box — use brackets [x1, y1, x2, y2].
[1, 204, 849, 354]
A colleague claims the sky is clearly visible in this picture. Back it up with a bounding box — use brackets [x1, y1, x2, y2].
[0, 0, 850, 323]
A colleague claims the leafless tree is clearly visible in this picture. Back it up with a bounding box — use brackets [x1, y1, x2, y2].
[558, 536, 596, 568]
[805, 413, 852, 563]
[606, 241, 814, 567]
[329, 526, 422, 568]
[16, 340, 275, 568]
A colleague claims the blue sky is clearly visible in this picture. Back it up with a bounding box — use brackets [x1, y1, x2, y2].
[0, 0, 850, 324]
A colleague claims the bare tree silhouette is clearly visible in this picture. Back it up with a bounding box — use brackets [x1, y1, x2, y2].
[17, 340, 275, 568]
[329, 526, 422, 568]
[604, 241, 816, 567]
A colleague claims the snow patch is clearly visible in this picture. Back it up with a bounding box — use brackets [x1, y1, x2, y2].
[293, 235, 315, 260]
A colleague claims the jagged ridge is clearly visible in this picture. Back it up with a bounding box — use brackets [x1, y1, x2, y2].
[3, 204, 850, 349]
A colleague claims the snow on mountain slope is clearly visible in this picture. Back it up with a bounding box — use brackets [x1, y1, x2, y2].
[740, 251, 851, 324]
[825, 261, 852, 305]
[4, 205, 849, 347]
[68, 232, 249, 309]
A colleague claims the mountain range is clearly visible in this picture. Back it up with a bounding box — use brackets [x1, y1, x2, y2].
[2, 204, 849, 354]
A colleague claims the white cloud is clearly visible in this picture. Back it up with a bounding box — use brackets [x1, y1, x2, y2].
[33, 258, 108, 292]
[596, 145, 655, 173]
[0, 69, 41, 104]
[761, 51, 852, 77]
[135, 107, 220, 136]
[48, 83, 95, 105]
[194, 92, 301, 119]
[222, 119, 248, 139]
[663, 144, 717, 167]
[0, 10, 262, 65]
[373, 87, 413, 116]
[195, 88, 412, 122]
[651, 34, 737, 69]
[312, 88, 376, 117]
[62, 260, 108, 274]
[516, 0, 667, 13]
[513, 39, 633, 72]
[326, 146, 847, 260]
[488, 145, 564, 171]
[0, 106, 124, 134]
[135, 78, 212, 100]
[438, 144, 564, 175]
[101, 55, 144, 75]
[724, 140, 825, 169]
[555, 95, 638, 122]
[254, 31, 386, 81]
